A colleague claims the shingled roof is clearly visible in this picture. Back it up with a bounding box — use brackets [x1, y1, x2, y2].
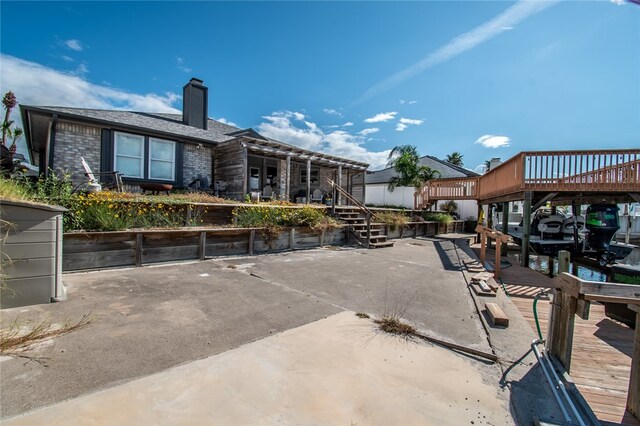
[366, 155, 479, 185]
[21, 106, 369, 168]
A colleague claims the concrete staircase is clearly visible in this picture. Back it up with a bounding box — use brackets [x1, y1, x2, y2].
[334, 206, 394, 249]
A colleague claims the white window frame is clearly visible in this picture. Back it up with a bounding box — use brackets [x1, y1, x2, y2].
[148, 137, 176, 181]
[114, 131, 144, 178]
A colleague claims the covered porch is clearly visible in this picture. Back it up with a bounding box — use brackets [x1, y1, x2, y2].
[213, 136, 368, 204]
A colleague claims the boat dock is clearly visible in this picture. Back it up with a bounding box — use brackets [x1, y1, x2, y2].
[471, 244, 638, 425]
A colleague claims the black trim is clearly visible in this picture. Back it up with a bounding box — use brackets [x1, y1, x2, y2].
[143, 137, 150, 179]
[100, 129, 112, 173]
[47, 114, 58, 176]
[175, 142, 184, 187]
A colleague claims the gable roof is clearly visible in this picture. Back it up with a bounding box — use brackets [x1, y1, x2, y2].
[365, 155, 479, 185]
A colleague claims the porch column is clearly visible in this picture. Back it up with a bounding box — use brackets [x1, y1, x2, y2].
[306, 158, 311, 204]
[337, 165, 342, 206]
[242, 146, 248, 199]
[285, 155, 291, 201]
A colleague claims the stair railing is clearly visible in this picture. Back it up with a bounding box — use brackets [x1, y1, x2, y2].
[328, 178, 374, 248]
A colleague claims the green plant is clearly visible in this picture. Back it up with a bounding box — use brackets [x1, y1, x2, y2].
[445, 152, 464, 166]
[0, 176, 33, 201]
[422, 212, 452, 224]
[386, 145, 440, 191]
[440, 200, 458, 215]
[374, 211, 409, 232]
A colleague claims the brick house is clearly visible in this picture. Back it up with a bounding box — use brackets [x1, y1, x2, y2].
[20, 78, 368, 202]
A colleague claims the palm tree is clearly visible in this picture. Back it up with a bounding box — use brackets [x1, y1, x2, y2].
[387, 145, 440, 191]
[445, 152, 463, 166]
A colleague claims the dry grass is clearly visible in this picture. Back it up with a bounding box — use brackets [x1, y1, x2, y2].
[374, 316, 417, 336]
[0, 314, 92, 355]
[355, 312, 370, 319]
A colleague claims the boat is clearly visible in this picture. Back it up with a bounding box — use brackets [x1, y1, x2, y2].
[507, 204, 637, 266]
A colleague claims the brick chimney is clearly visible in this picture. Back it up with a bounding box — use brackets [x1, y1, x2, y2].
[183, 78, 208, 130]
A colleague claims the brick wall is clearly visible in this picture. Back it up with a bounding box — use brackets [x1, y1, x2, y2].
[52, 121, 102, 185]
[183, 143, 213, 187]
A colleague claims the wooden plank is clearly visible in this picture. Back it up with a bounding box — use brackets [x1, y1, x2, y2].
[248, 229, 255, 255]
[198, 231, 206, 260]
[142, 245, 199, 263]
[486, 302, 509, 326]
[628, 312, 640, 419]
[63, 249, 135, 271]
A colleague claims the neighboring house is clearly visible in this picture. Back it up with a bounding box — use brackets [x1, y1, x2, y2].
[20, 78, 368, 202]
[365, 155, 480, 218]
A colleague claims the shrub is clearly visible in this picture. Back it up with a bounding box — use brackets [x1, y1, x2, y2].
[0, 176, 33, 201]
[232, 205, 333, 230]
[464, 216, 478, 233]
[440, 200, 458, 214]
[422, 212, 453, 224]
[374, 211, 409, 232]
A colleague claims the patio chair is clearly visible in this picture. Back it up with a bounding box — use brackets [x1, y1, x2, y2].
[261, 185, 273, 201]
[80, 157, 123, 192]
[310, 188, 324, 203]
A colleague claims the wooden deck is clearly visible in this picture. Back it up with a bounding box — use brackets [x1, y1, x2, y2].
[471, 245, 638, 425]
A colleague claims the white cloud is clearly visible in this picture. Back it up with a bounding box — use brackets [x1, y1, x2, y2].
[257, 110, 390, 169]
[176, 57, 192, 73]
[475, 134, 511, 148]
[73, 62, 89, 76]
[323, 108, 343, 117]
[359, 128, 379, 135]
[216, 117, 238, 127]
[610, 0, 625, 5]
[399, 99, 418, 105]
[343, 121, 354, 127]
[364, 111, 397, 123]
[64, 39, 83, 51]
[474, 163, 488, 174]
[354, 0, 558, 104]
[395, 117, 424, 132]
[0, 54, 180, 113]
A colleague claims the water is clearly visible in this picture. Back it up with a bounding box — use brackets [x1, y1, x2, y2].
[516, 254, 608, 282]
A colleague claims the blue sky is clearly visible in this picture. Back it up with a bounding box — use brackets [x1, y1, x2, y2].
[1, 1, 638, 170]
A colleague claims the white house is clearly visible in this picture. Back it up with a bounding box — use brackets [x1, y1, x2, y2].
[365, 155, 481, 219]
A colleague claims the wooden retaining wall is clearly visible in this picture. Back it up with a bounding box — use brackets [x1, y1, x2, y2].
[384, 220, 464, 240]
[62, 226, 347, 272]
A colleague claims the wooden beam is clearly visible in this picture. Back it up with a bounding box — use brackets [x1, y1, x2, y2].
[242, 146, 248, 197]
[285, 155, 291, 201]
[337, 165, 342, 206]
[135, 233, 143, 267]
[501, 202, 509, 256]
[521, 194, 532, 267]
[548, 289, 577, 372]
[485, 302, 509, 327]
[306, 159, 311, 204]
[198, 231, 206, 260]
[248, 229, 255, 255]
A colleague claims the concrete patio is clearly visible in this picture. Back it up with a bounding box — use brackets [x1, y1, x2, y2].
[0, 238, 562, 424]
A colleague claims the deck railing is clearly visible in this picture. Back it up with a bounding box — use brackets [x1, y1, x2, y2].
[414, 149, 640, 208]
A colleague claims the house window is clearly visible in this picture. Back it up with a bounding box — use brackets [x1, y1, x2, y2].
[149, 138, 175, 180]
[114, 132, 176, 181]
[300, 168, 319, 184]
[114, 132, 144, 178]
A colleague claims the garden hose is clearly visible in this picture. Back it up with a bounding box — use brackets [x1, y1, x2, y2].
[498, 277, 510, 298]
[533, 290, 548, 341]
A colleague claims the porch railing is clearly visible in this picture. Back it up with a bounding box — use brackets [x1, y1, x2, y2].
[414, 149, 640, 208]
[329, 179, 373, 247]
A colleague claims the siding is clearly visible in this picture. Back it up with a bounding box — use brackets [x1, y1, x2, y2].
[0, 202, 65, 309]
[214, 140, 245, 200]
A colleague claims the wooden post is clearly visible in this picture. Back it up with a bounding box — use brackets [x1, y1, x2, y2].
[494, 238, 502, 279]
[558, 250, 570, 274]
[198, 231, 206, 260]
[135, 233, 143, 267]
[627, 304, 640, 419]
[414, 224, 418, 238]
[186, 204, 192, 226]
[248, 229, 255, 255]
[289, 228, 295, 249]
[476, 203, 483, 244]
[480, 231, 486, 264]
[366, 212, 371, 248]
[548, 289, 578, 372]
[306, 159, 311, 204]
[331, 184, 336, 216]
[501, 202, 509, 256]
[521, 195, 532, 267]
[242, 146, 248, 198]
[571, 200, 580, 252]
[285, 155, 291, 201]
[337, 165, 342, 206]
[320, 229, 325, 247]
